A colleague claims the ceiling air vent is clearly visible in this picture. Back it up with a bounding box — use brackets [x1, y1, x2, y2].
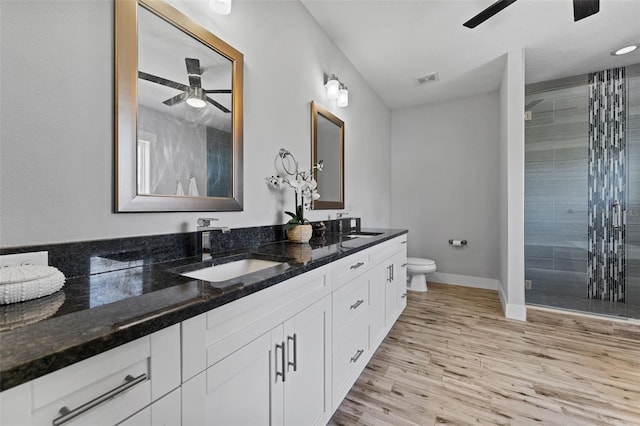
[416, 72, 439, 85]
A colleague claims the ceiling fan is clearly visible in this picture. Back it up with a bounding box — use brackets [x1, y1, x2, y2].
[138, 58, 231, 112]
[463, 0, 600, 28]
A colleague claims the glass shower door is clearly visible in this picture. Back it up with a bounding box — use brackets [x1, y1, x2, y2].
[524, 63, 640, 319]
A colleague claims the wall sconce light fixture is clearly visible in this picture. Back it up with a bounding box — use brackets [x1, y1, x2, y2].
[325, 74, 340, 99]
[209, 0, 232, 15]
[337, 83, 349, 107]
[324, 73, 349, 107]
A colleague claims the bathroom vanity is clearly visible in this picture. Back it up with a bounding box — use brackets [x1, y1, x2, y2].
[0, 228, 407, 425]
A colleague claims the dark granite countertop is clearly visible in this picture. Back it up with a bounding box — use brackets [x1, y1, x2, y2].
[0, 228, 407, 391]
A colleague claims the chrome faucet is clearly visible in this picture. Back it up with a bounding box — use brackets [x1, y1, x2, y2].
[197, 218, 231, 261]
[337, 212, 350, 234]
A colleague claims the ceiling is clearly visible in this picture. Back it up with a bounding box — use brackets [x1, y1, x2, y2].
[300, 0, 640, 110]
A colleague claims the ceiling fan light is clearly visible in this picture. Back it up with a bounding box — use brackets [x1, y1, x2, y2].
[337, 85, 349, 107]
[325, 74, 340, 100]
[186, 87, 207, 108]
[186, 98, 206, 108]
[611, 44, 638, 56]
[209, 0, 232, 15]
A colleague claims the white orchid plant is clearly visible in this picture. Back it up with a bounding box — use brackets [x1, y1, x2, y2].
[265, 148, 323, 228]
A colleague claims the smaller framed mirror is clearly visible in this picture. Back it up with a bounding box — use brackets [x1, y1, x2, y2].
[311, 101, 344, 210]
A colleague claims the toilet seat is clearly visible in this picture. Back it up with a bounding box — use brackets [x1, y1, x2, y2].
[407, 257, 436, 273]
[407, 257, 435, 266]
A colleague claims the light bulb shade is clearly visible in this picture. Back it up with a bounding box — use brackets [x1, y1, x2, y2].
[325, 74, 339, 99]
[186, 87, 207, 108]
[337, 86, 349, 107]
[209, 0, 232, 15]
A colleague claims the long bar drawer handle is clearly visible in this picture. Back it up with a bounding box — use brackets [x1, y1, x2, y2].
[350, 262, 365, 270]
[350, 299, 364, 310]
[350, 349, 364, 363]
[275, 342, 286, 383]
[53, 373, 147, 426]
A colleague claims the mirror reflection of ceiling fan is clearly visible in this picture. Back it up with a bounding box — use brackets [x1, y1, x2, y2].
[138, 58, 231, 113]
[463, 0, 600, 28]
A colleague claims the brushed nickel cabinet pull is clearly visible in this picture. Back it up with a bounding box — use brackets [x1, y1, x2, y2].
[401, 263, 407, 268]
[350, 349, 364, 363]
[401, 293, 407, 299]
[275, 342, 286, 382]
[350, 262, 365, 270]
[287, 334, 297, 372]
[350, 299, 364, 310]
[401, 241, 407, 244]
[52, 373, 147, 426]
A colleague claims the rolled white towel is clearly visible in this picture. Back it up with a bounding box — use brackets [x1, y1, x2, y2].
[0, 265, 66, 304]
[188, 176, 199, 196]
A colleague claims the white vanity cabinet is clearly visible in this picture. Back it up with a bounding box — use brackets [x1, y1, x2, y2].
[181, 267, 331, 426]
[0, 324, 181, 426]
[0, 233, 409, 426]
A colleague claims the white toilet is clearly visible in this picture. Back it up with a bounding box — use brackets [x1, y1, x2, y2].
[406, 257, 436, 292]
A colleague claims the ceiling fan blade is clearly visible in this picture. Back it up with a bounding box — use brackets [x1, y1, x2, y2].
[204, 89, 232, 94]
[206, 97, 231, 113]
[185, 58, 202, 88]
[139, 71, 189, 92]
[163, 92, 188, 106]
[463, 0, 518, 28]
[573, 0, 599, 21]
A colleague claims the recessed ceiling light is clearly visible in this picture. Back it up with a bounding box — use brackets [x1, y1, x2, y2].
[611, 44, 638, 56]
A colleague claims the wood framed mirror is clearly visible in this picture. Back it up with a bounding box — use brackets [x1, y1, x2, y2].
[311, 101, 344, 210]
[115, 0, 243, 212]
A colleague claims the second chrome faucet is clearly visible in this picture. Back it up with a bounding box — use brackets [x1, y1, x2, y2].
[197, 218, 231, 261]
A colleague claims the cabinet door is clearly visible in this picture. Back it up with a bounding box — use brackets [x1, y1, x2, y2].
[369, 265, 387, 349]
[384, 258, 398, 328]
[395, 251, 408, 315]
[182, 331, 277, 426]
[282, 297, 329, 426]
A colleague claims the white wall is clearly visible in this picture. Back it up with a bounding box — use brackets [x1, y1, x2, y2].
[498, 49, 526, 320]
[0, 0, 391, 247]
[390, 93, 500, 282]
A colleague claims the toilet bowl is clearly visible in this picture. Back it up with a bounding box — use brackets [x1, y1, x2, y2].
[406, 257, 436, 292]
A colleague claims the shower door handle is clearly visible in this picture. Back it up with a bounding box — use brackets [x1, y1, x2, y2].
[612, 202, 622, 228]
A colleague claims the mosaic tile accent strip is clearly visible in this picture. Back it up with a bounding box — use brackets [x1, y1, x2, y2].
[588, 67, 627, 302]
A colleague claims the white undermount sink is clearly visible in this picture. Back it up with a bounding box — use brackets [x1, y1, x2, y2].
[181, 259, 283, 283]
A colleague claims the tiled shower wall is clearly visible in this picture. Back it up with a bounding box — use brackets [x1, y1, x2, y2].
[525, 64, 640, 317]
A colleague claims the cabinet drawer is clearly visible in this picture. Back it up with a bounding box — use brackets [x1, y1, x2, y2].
[27, 325, 180, 426]
[332, 273, 368, 331]
[370, 235, 407, 264]
[333, 314, 369, 394]
[332, 252, 371, 291]
[183, 267, 329, 381]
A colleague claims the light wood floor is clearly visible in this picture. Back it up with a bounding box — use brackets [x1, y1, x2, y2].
[329, 283, 640, 425]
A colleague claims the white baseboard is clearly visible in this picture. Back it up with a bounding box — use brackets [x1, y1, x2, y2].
[427, 272, 527, 321]
[428, 272, 499, 291]
[498, 284, 527, 321]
